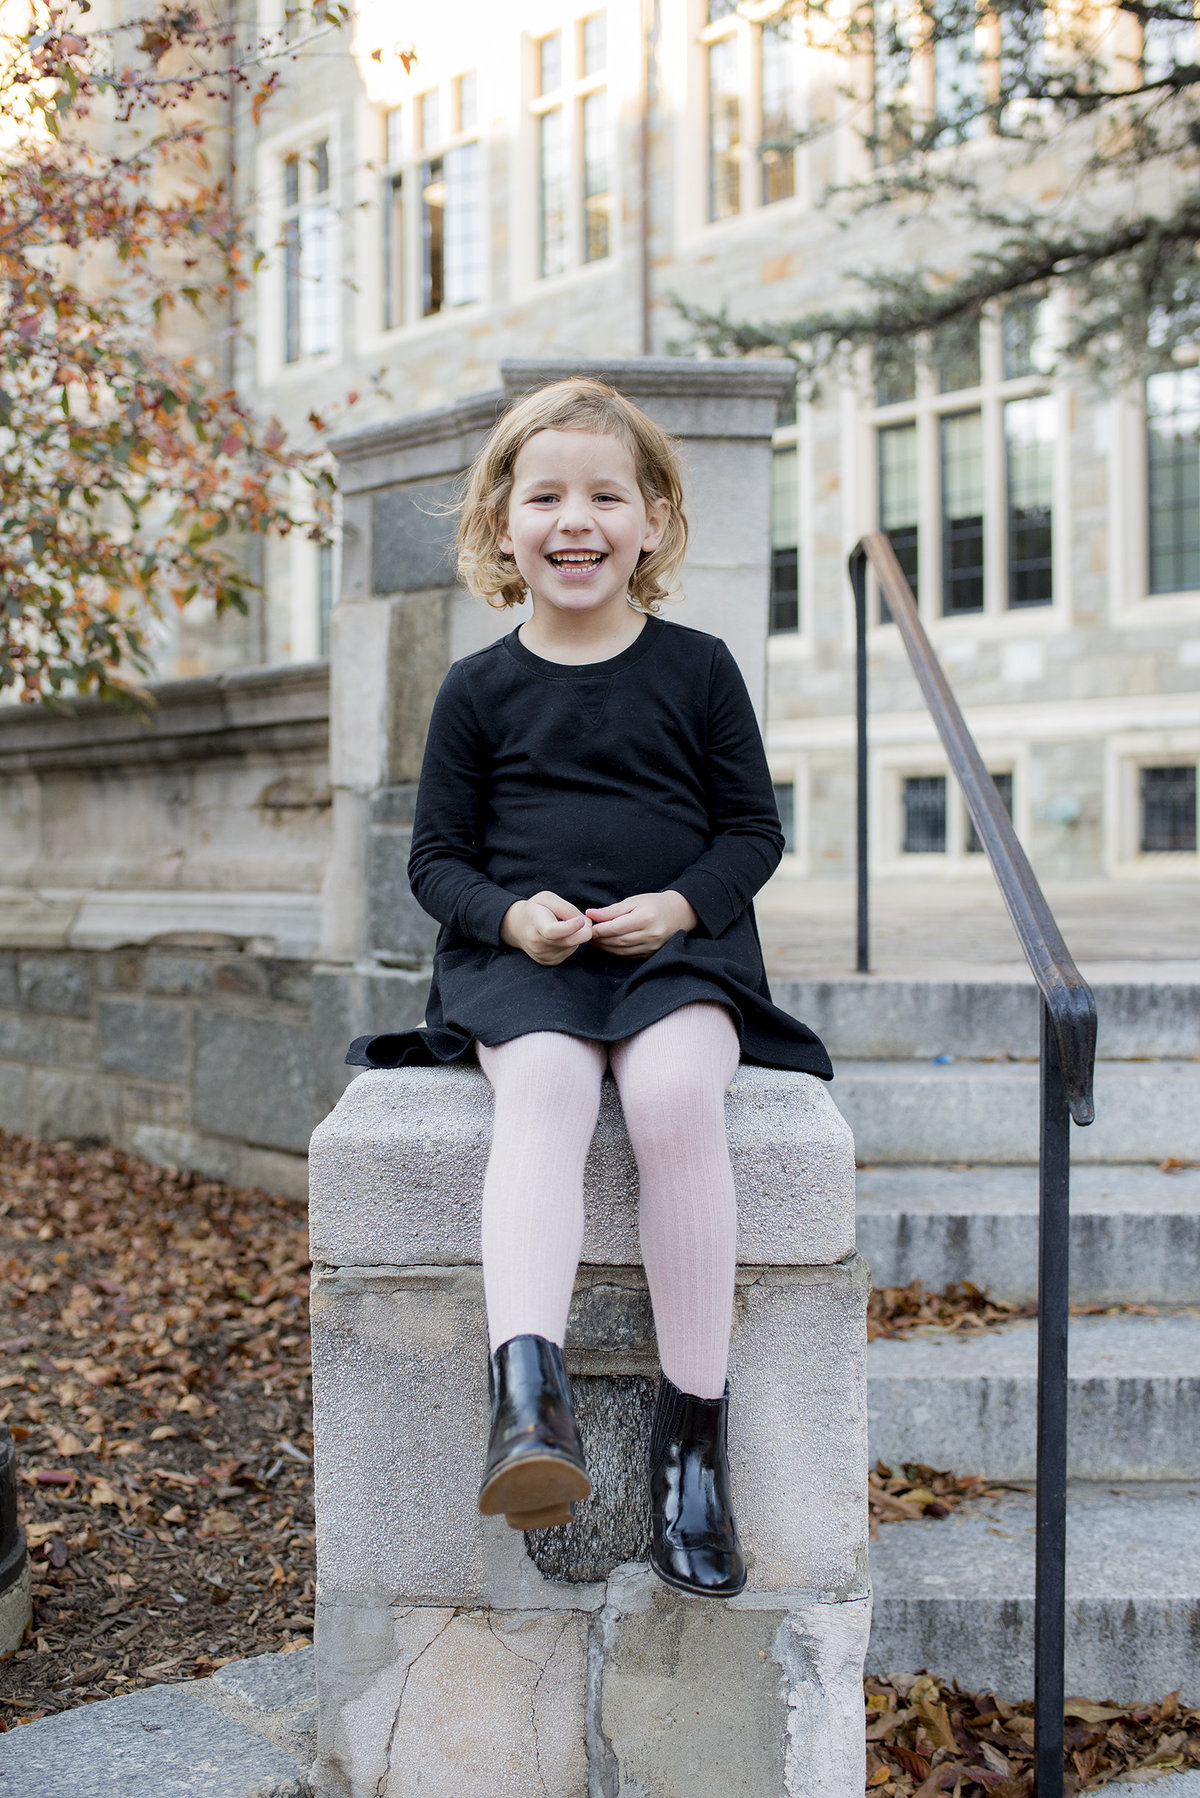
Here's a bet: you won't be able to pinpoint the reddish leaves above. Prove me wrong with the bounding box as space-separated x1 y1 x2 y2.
864 1674 1200 1795
869 1280 1037 1340
869 1461 1021 1539
0 1128 315 1722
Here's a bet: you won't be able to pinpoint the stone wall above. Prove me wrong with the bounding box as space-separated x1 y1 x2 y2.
0 664 335 1195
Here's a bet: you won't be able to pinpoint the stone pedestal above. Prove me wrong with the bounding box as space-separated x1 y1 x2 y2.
308 1064 870 1798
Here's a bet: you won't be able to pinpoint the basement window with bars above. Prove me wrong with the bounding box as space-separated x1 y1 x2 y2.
773 782 796 854
902 775 947 854
1140 765 1198 853
966 771 1013 853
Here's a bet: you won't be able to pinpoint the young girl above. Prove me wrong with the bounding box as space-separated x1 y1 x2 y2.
347 378 832 1598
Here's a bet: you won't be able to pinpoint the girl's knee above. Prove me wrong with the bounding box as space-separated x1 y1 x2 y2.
481 1033 604 1115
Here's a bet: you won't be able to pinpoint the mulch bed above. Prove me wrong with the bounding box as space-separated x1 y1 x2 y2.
0 1129 315 1728
865 1672 1200 1794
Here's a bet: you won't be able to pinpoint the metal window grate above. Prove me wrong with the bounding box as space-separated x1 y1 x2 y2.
967 771 1013 852
773 783 796 853
903 775 947 853
1140 765 1197 852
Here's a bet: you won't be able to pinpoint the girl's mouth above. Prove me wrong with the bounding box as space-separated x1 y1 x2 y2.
547 550 606 577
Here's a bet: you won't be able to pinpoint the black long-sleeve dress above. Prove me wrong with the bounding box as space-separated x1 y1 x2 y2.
345 617 832 1079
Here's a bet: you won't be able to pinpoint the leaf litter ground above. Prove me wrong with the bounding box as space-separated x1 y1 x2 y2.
0 1129 1194 1794
864 1674 1200 1794
0 1129 314 1727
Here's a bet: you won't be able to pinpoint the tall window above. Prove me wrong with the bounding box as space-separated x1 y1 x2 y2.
382 108 404 331
879 422 919 609
770 448 799 633
708 33 741 220
760 18 796 203
283 138 337 363
932 11 982 143
415 77 484 318
873 0 915 162
1006 396 1053 607
532 16 610 278
1147 370 1200 594
940 410 985 614
871 303 1057 620
701 3 801 222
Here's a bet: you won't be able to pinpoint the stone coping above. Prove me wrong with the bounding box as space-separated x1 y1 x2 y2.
0 662 329 774
308 1063 856 1270
499 354 797 402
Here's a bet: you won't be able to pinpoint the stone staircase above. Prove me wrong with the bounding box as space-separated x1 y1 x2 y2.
773 972 1200 1703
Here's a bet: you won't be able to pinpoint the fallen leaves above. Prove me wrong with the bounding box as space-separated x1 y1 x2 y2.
864 1673 1200 1794
0 1127 315 1725
867 1279 1184 1339
869 1280 1037 1340
869 1461 1022 1538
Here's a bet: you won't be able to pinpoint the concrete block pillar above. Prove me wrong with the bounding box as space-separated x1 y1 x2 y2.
316 360 794 1108
308 1065 870 1797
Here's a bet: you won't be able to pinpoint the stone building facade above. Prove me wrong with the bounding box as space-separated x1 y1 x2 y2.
208 0 1200 892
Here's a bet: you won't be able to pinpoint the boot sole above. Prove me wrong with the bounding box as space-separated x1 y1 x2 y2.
648 1555 748 1600
478 1453 591 1527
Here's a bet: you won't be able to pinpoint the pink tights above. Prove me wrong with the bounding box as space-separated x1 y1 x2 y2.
477 1002 740 1401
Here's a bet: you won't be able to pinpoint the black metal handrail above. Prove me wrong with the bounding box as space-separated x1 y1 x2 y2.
849 532 1098 1798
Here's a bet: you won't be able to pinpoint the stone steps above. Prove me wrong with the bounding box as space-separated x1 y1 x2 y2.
831 1058 1200 1164
868 1482 1200 1704
856 1163 1200 1302
867 1313 1200 1481
773 972 1200 1061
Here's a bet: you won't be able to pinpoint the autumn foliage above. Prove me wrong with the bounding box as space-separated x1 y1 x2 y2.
0 1 341 704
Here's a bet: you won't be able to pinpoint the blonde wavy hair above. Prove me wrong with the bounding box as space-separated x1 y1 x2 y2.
456 378 689 611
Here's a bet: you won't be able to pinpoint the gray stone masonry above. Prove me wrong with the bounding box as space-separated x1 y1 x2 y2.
869 1484 1200 1704
0 1645 316 1797
307 1064 870 1798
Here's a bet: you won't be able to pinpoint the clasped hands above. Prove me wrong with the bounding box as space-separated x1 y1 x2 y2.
501 889 698 967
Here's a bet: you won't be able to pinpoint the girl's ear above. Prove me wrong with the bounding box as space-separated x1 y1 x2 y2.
641 496 670 555
494 508 514 556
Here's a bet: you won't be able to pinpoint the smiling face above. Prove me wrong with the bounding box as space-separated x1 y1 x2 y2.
496 429 668 625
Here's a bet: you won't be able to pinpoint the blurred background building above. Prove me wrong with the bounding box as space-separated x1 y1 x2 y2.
176 0 1198 891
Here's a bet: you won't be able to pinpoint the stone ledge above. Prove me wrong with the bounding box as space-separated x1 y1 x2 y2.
0 1647 315 1797
308 1064 856 1269
0 663 329 775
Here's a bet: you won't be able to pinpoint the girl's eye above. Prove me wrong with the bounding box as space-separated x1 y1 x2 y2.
593 492 620 504
530 492 560 504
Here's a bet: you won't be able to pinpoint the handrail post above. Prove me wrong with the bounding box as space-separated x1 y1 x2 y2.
1035 994 1071 1796
852 550 870 974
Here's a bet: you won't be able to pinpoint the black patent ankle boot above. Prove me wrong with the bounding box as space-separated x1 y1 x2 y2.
478 1334 591 1531
648 1373 747 1597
